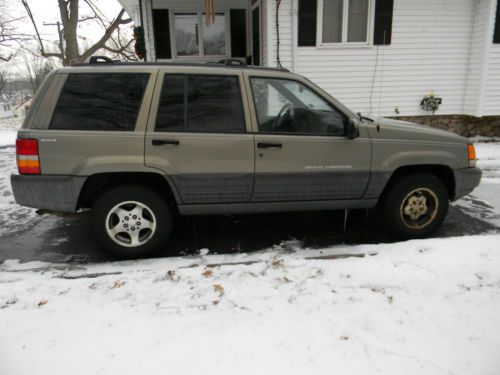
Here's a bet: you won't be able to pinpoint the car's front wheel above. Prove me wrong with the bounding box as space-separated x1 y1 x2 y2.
90 186 173 258
380 174 449 239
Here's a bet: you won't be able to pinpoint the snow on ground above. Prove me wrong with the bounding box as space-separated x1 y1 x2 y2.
0 117 500 374
453 139 500 227
0 117 22 147
0 236 499 375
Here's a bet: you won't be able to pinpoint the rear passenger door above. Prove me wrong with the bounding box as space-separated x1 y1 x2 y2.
35 68 154 176
145 68 255 205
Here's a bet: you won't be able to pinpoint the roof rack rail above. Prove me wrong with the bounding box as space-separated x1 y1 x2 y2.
73 55 290 72
89 56 118 64
215 58 246 66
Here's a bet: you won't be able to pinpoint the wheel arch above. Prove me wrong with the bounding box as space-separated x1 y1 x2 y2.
380 164 456 201
77 172 180 211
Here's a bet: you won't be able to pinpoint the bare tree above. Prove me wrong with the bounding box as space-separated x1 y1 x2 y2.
23 53 54 93
1 0 29 61
21 0 133 65
0 70 8 93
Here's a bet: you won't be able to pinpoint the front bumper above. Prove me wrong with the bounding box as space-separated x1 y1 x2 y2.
453 167 482 200
11 175 87 213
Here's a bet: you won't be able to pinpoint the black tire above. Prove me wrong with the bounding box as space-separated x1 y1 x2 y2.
90 185 173 259
379 173 449 239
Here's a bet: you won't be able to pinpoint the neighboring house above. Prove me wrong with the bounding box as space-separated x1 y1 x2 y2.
0 95 13 119
117 0 500 132
13 97 33 118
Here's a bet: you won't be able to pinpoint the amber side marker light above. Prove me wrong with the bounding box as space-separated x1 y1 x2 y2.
467 144 476 167
16 139 41 175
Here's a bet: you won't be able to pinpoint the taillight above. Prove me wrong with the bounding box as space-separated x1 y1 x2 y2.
16 139 41 175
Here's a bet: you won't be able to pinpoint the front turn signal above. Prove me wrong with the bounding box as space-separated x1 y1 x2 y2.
467 144 476 160
467 144 476 167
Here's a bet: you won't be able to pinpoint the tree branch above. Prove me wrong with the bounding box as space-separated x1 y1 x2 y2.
80 9 131 61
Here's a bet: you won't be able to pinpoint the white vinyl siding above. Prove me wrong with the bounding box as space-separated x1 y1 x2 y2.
268 0 487 117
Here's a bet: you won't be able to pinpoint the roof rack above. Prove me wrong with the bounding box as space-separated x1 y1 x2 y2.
73 55 290 72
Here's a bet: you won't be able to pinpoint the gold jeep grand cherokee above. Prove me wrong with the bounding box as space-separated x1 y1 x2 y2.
11 57 481 258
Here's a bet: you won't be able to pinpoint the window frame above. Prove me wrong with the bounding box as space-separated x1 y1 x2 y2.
154 73 247 134
170 11 231 59
248 76 350 137
316 0 374 48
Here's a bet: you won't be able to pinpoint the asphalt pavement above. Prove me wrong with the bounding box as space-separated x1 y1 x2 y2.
0 205 496 264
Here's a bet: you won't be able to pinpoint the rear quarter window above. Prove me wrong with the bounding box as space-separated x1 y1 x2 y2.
50 73 149 131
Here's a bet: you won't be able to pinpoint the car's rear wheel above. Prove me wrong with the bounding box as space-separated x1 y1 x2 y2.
380 174 448 239
90 186 173 258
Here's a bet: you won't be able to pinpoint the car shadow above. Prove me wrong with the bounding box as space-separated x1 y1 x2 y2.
0 204 497 264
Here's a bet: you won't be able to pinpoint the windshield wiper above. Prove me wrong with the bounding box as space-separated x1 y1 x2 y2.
357 112 374 123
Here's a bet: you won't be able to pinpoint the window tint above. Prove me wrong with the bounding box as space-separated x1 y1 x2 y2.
250 77 347 136
156 74 245 133
50 73 149 131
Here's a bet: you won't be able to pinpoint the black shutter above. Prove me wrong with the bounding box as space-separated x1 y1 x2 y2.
494 0 500 43
152 9 172 59
298 0 317 46
374 0 394 45
230 9 247 58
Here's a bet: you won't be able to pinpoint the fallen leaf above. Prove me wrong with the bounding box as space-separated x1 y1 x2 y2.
111 280 125 289
387 295 394 304
340 335 349 341
213 284 225 297
202 269 213 278
37 299 48 307
165 270 177 281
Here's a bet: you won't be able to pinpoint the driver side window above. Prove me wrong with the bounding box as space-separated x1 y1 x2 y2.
250 77 347 135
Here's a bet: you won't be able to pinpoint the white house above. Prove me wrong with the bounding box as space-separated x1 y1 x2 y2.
0 95 13 119
117 0 500 124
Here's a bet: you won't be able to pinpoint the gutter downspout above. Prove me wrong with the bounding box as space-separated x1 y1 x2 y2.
461 0 478 115
291 0 297 72
139 0 144 27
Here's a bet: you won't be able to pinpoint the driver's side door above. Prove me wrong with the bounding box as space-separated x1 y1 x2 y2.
247 74 371 203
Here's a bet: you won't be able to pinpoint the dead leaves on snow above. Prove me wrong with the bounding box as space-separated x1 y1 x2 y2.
111 280 126 289
202 269 213 278
213 284 225 297
37 299 48 307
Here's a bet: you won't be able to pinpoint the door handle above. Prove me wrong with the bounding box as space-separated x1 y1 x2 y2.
257 142 282 149
152 139 179 146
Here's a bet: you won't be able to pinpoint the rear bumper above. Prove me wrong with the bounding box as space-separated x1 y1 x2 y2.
453 167 482 200
10 175 86 213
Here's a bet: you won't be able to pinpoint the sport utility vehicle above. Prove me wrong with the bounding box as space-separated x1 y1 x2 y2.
11 58 481 257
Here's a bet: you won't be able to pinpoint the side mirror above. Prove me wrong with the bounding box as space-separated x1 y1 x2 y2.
346 118 360 139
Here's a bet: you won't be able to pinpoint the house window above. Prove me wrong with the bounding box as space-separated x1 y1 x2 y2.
494 0 500 43
320 0 370 45
174 13 199 56
173 12 227 57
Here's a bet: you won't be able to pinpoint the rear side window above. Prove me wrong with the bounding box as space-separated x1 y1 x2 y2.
156 74 245 133
50 73 149 131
